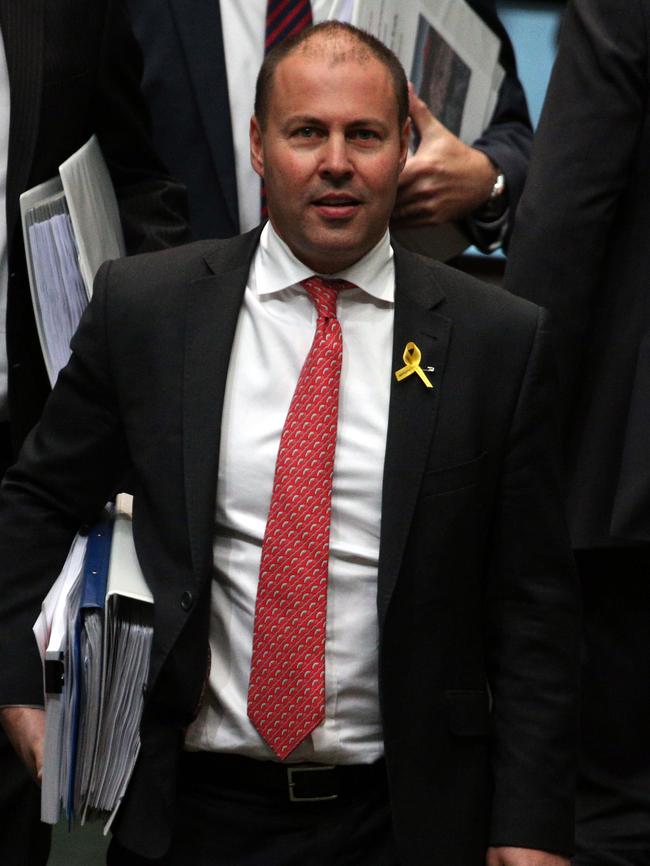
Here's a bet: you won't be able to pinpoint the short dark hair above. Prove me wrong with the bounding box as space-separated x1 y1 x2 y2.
254 21 409 130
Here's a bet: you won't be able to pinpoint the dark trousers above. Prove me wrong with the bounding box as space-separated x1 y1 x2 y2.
0 733 51 866
107 753 400 866
574 549 650 866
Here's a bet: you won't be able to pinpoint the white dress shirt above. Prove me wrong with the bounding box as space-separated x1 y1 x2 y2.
185 223 394 763
219 0 354 234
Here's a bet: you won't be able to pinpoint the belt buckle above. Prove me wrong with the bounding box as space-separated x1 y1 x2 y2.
287 764 338 802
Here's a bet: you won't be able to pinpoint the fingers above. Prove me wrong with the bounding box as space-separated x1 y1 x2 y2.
407 82 441 142
486 847 571 866
0 706 46 783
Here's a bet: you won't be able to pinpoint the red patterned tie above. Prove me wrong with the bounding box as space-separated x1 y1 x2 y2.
261 0 313 219
247 276 353 759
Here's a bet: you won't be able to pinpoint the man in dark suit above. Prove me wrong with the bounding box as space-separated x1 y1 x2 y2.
0 1 189 862
505 2 650 863
0 22 578 866
0 0 190 462
125 0 532 253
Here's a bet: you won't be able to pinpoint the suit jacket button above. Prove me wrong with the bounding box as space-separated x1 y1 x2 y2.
180 590 194 611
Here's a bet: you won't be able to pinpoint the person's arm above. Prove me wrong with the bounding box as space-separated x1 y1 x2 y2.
93 0 192 252
392 0 532 252
505 0 647 425
0 262 131 735
485 307 580 855
467 0 532 251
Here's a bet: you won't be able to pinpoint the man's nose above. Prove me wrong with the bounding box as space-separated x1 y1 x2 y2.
318 135 353 180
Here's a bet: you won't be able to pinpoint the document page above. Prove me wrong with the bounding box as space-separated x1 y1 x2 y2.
59 135 126 297
28 207 87 385
20 182 88 386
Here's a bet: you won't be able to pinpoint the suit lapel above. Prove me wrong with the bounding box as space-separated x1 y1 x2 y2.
167 0 239 232
0 0 44 250
183 230 261 578
377 246 452 626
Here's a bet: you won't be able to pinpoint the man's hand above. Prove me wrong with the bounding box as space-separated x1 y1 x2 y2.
392 87 498 228
487 846 570 866
0 706 45 783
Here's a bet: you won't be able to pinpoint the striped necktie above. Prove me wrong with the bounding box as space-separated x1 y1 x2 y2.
247 276 354 759
265 0 313 53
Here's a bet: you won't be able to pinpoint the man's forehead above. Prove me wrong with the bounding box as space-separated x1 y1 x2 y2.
269 51 398 127
281 35 381 72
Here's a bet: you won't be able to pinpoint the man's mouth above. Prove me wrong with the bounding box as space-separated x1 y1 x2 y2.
312 194 361 218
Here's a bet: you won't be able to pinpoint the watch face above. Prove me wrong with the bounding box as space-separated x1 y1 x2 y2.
477 174 508 222
490 173 506 201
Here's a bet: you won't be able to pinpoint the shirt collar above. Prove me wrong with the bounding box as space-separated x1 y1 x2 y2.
252 222 395 304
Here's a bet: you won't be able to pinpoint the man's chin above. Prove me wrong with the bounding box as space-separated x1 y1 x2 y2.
298 233 378 274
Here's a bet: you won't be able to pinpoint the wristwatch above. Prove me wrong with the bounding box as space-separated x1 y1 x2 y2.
476 171 507 221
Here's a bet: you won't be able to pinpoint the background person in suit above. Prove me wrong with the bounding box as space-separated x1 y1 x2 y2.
125 0 532 253
0 22 578 866
0 0 190 468
505 1 650 862
0 0 189 862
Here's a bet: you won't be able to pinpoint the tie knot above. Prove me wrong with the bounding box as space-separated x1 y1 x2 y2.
301 276 355 320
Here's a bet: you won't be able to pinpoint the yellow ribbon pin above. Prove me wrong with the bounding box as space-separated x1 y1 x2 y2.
394 342 434 388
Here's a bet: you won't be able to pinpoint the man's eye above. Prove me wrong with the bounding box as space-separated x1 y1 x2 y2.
296 127 317 138
350 129 379 141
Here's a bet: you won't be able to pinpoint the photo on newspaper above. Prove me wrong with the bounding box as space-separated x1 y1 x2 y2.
410 15 470 138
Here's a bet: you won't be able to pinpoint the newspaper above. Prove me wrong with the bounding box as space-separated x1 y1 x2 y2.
351 0 505 259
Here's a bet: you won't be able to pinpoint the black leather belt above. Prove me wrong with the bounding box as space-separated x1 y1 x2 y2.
181 751 386 803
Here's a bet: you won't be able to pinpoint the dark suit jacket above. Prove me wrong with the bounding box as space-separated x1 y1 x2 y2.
0 228 579 863
125 0 532 247
0 0 190 452
505 0 650 547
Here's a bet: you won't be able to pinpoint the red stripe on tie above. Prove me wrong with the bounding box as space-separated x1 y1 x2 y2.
265 0 297 33
265 1 309 50
283 10 313 42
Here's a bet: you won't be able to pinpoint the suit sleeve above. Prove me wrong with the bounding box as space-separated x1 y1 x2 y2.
486 307 580 853
0 262 131 706
465 0 533 251
505 0 647 425
92 0 192 252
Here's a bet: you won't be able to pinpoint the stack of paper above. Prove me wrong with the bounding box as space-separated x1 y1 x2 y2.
20 135 126 386
33 534 88 826
84 510 153 823
21 186 88 385
33 499 154 830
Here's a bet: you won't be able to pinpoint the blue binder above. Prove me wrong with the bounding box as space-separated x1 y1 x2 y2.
67 511 114 821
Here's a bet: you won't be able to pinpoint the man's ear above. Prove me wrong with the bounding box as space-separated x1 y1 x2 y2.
398 118 411 172
250 115 265 179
